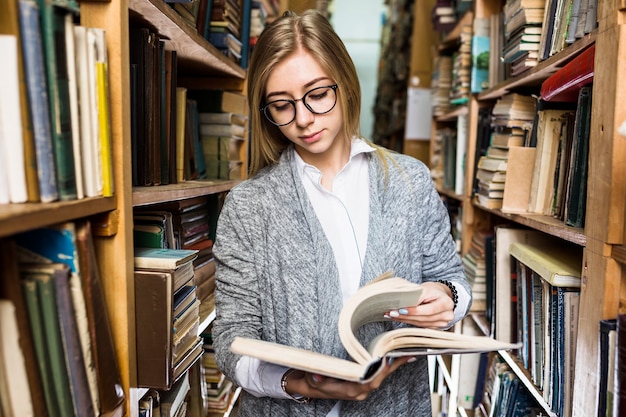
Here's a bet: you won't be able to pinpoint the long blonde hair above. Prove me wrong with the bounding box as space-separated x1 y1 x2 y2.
247 10 364 176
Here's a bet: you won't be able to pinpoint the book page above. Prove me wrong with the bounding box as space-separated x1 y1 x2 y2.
338 277 423 365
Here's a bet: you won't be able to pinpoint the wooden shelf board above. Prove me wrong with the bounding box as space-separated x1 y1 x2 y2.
437 187 464 201
478 32 596 100
497 351 557 417
436 105 469 122
472 200 586 246
0 197 116 238
128 0 245 78
132 180 240 207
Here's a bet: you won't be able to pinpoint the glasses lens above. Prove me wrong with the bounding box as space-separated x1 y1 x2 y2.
264 100 295 126
304 86 337 115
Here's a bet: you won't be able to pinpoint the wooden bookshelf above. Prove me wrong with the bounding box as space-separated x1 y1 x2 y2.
406 0 626 414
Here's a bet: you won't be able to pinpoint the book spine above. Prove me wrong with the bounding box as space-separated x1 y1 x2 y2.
96 61 114 197
34 270 76 416
53 265 96 416
76 221 126 414
39 2 77 200
21 276 63 416
0 34 29 204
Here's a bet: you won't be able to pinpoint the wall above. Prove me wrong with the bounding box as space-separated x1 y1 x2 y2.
330 1 386 141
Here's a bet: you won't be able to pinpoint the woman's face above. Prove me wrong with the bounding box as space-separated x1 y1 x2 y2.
264 49 347 165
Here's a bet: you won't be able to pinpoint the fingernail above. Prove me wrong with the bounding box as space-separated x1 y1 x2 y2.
312 374 323 383
387 357 394 365
388 311 400 318
398 308 408 315
383 314 391 319
407 357 417 363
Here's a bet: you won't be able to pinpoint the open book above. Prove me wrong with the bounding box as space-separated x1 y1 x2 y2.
230 273 520 382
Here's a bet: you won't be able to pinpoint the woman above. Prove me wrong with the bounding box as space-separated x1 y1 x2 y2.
212 9 471 417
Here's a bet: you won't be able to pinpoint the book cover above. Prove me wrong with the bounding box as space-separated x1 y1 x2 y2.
135 269 174 389
564 86 592 228
74 25 100 198
509 241 582 287
96 60 114 197
0 300 36 416
134 247 198 270
38 0 78 200
1 0 39 203
231 274 520 382
75 221 126 417
0 35 29 204
540 44 594 102
17 0 59 203
64 14 84 200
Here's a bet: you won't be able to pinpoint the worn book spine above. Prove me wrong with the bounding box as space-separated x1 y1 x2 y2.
135 270 173 389
75 221 126 416
38 0 78 200
1 0 40 203
564 86 592 228
21 275 61 416
53 262 96 417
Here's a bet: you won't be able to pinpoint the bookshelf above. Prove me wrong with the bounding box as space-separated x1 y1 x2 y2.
405 0 626 415
76 0 249 416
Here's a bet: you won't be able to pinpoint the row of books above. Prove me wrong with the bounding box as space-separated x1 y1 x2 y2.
0 221 125 417
468 225 582 416
167 0 261 69
129 23 248 186
1 0 114 204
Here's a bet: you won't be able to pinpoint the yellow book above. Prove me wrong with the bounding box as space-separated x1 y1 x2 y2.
96 61 114 197
509 241 582 287
175 87 188 183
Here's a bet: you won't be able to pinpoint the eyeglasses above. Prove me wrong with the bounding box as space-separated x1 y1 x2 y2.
260 84 338 126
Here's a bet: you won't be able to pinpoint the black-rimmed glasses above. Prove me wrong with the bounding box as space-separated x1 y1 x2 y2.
260 84 338 126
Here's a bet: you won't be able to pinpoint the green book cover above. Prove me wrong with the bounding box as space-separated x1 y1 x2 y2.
22 276 61 417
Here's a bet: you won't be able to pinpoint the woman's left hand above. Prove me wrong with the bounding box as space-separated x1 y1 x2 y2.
385 281 455 329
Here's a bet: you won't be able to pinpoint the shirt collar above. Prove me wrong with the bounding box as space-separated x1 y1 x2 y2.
292 138 376 176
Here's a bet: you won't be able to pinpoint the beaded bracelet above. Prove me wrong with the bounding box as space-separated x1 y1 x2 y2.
437 279 458 311
280 368 311 404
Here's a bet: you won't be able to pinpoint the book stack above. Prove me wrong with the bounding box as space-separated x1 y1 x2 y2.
431 55 454 117
449 23 473 106
134 248 203 390
474 93 535 209
249 0 268 57
160 371 191 417
201 331 236 414
501 0 545 74
199 111 247 180
0 1 114 204
461 231 491 312
209 0 242 64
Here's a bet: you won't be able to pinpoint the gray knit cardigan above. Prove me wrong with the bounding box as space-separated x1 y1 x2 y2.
212 145 471 417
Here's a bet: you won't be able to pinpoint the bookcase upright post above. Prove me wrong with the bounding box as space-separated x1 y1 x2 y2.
79 2 137 416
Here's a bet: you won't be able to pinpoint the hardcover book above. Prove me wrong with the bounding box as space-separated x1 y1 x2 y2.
231 273 520 382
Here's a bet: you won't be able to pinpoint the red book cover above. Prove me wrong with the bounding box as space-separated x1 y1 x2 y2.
540 45 595 102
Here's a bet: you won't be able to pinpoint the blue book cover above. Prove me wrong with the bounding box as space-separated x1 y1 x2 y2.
18 0 59 203
471 35 490 93
239 0 252 69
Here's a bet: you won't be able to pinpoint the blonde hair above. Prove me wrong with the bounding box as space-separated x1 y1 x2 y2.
247 10 365 176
